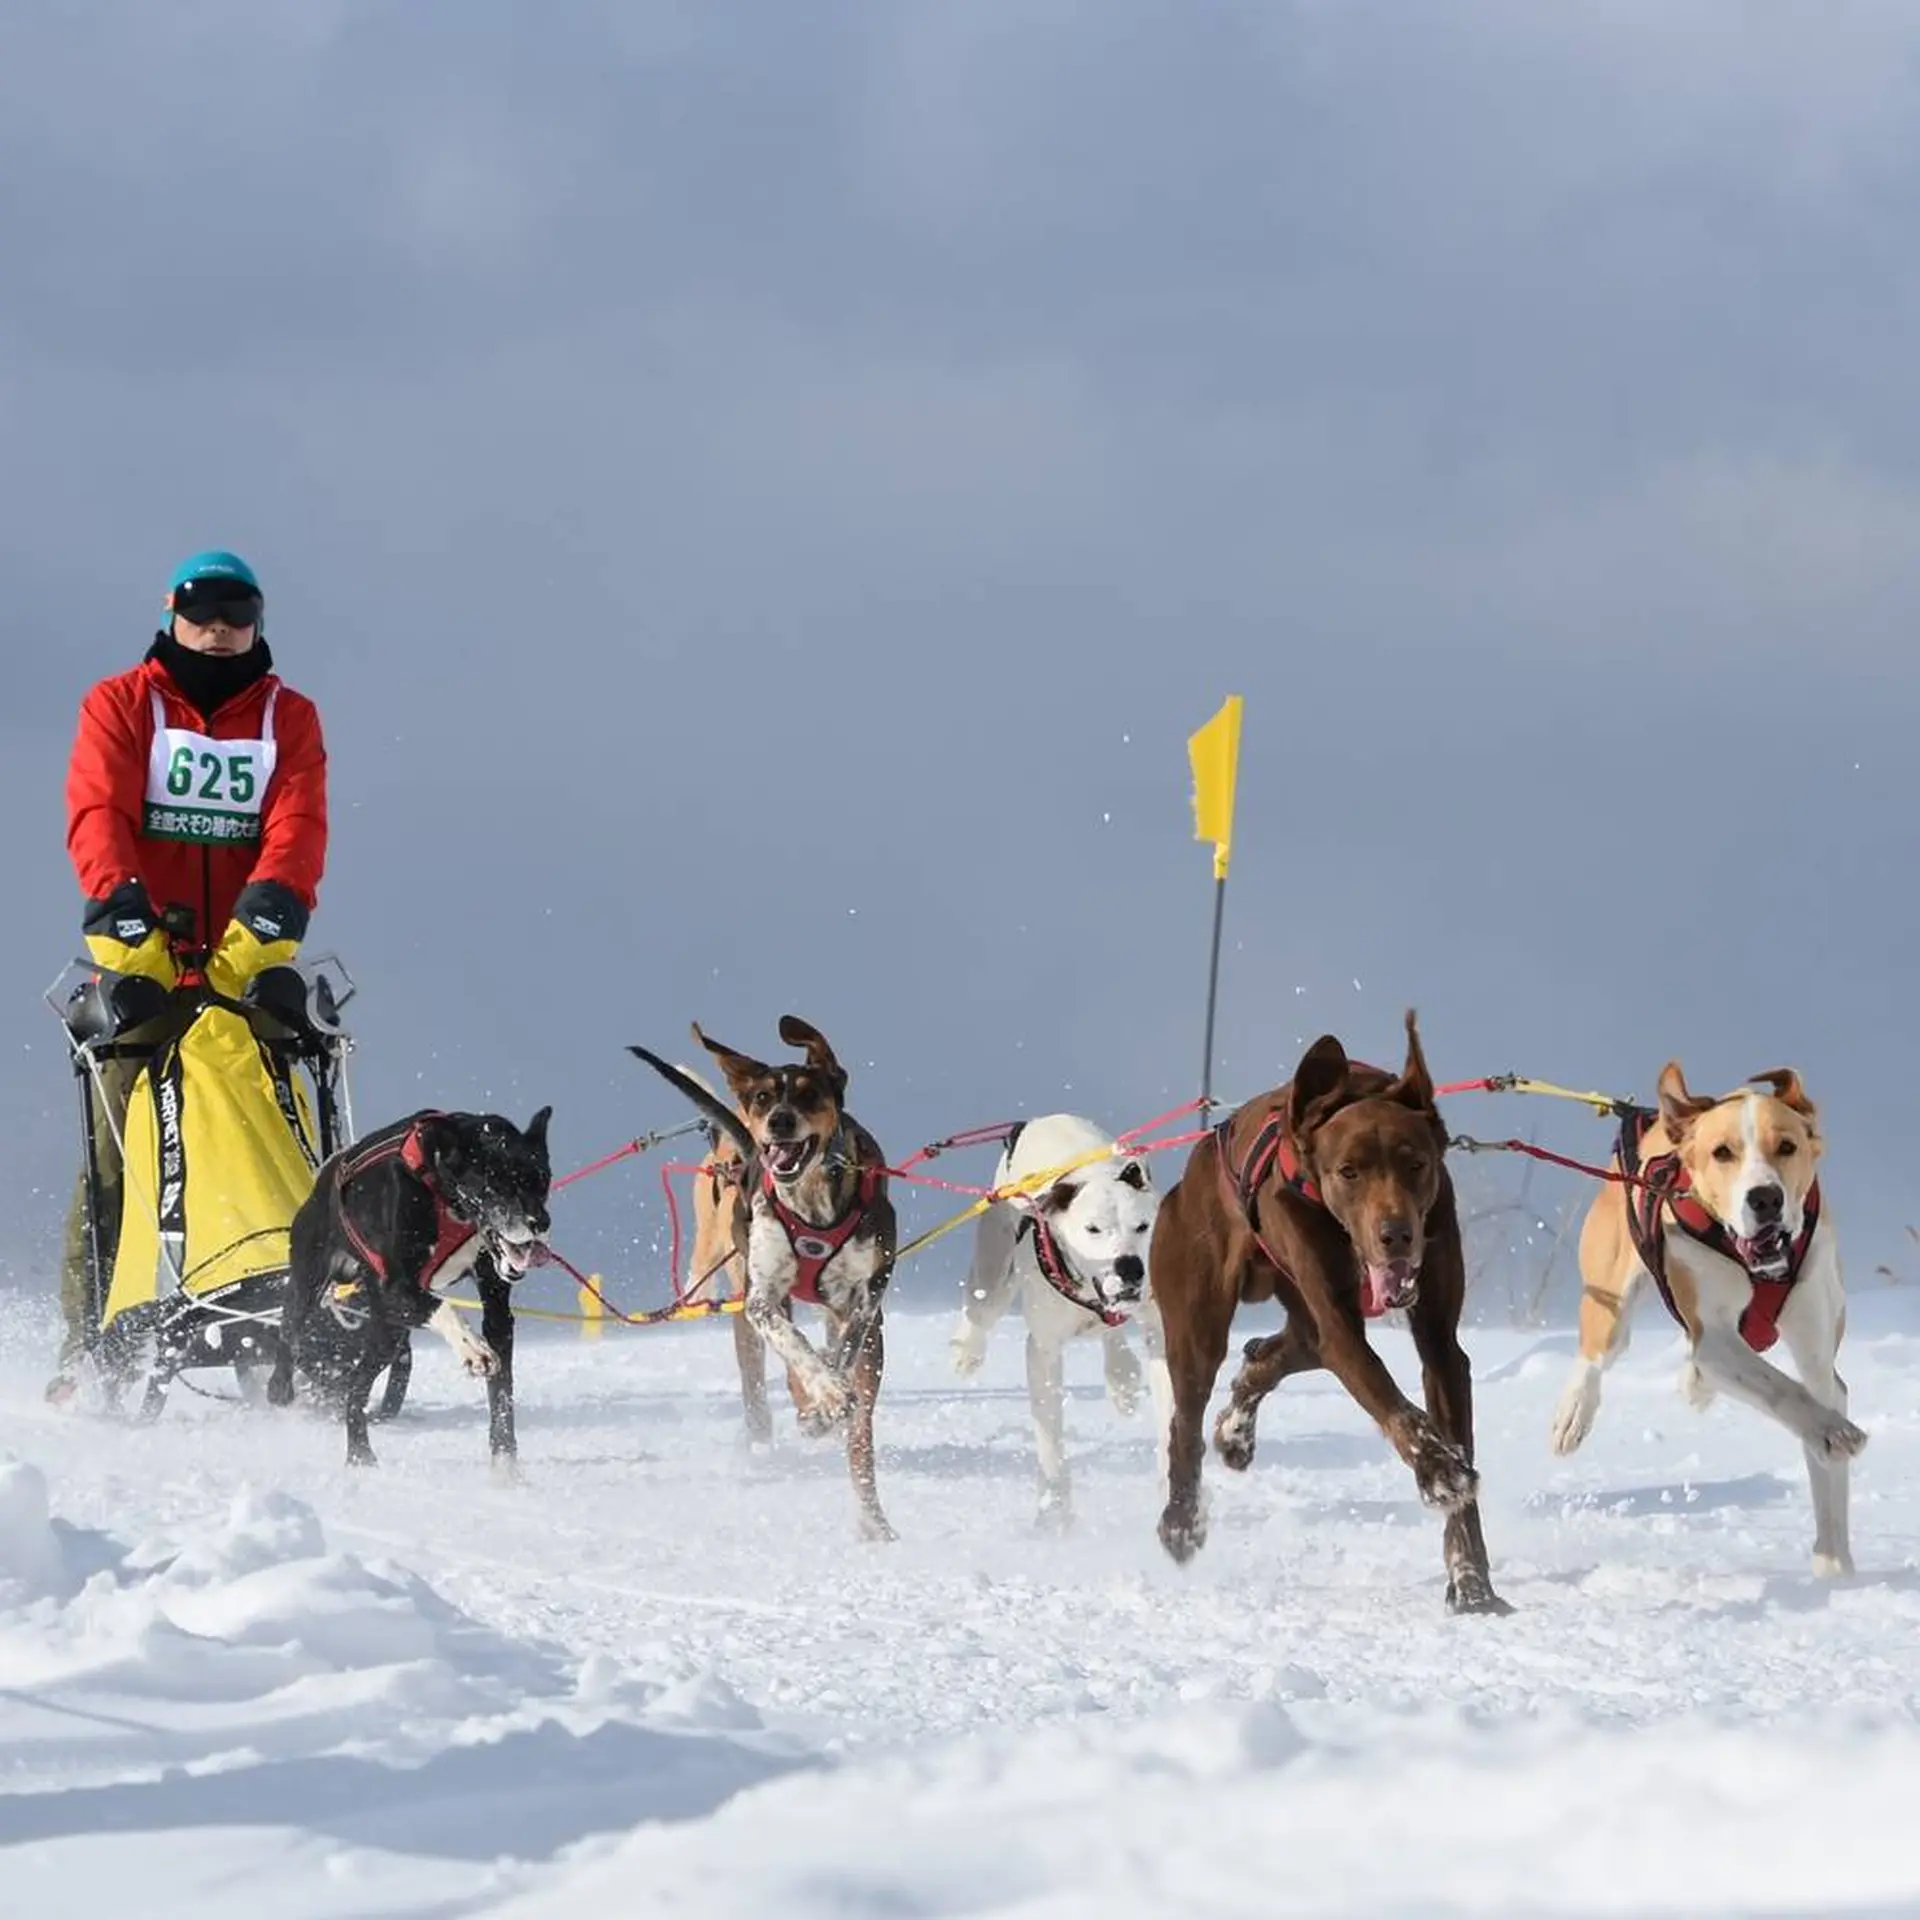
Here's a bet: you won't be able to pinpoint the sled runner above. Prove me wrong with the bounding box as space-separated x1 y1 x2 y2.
48 950 365 1422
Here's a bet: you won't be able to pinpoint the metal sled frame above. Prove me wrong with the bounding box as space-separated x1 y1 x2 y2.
48 954 366 1422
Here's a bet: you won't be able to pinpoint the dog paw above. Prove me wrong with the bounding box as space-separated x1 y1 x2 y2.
1213 1402 1258 1472
489 1453 524 1488
1446 1571 1515 1617
1104 1349 1144 1417
950 1335 988 1378
1548 1374 1599 1456
1811 1551 1855 1580
858 1508 898 1544
1410 1434 1479 1512
346 1442 378 1469
1680 1361 1717 1412
448 1326 500 1378
1811 1413 1868 1462
804 1370 853 1426
1157 1502 1208 1564
1034 1490 1074 1536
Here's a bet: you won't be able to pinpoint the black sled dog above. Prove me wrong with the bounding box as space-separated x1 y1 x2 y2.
268 1107 552 1469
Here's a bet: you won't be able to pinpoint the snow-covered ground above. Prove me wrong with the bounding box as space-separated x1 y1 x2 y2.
2 1283 1917 1917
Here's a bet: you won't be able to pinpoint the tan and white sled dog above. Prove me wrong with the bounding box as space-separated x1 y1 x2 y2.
1548 1063 1866 1576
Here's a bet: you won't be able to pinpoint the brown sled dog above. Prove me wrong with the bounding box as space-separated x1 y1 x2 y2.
1150 1012 1507 1614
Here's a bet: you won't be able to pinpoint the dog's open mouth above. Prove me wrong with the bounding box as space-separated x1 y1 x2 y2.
489 1233 543 1279
1735 1227 1792 1278
1362 1260 1419 1316
762 1138 817 1182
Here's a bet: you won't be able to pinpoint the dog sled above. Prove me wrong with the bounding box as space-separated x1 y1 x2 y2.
48 948 362 1422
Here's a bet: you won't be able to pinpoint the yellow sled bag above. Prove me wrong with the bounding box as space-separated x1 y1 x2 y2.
104 1002 322 1324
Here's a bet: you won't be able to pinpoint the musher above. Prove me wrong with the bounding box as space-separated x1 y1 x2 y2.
50 551 328 1401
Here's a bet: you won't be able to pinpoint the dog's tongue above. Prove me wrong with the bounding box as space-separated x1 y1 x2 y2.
767 1142 806 1176
1362 1262 1418 1317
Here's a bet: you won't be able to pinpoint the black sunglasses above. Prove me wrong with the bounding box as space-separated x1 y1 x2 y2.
173 593 262 629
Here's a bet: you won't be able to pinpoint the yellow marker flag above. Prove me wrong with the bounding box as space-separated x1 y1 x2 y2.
580 1276 606 1341
1188 695 1243 882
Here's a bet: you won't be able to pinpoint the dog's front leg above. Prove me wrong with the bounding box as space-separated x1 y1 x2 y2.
1408 1204 1509 1615
1101 1325 1144 1417
1312 1302 1478 1513
1155 1219 1234 1564
953 1202 1020 1376
743 1212 848 1418
1411 1319 1509 1615
478 1268 518 1472
1691 1322 1867 1466
744 1279 844 1420
424 1294 502 1381
1027 1330 1072 1530
1419 1333 1507 1613
1777 1296 1855 1577
838 1303 896 1542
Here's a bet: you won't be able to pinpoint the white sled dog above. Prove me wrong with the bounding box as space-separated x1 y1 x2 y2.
950 1114 1170 1528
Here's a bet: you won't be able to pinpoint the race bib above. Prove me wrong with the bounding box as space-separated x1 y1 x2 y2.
143 687 279 846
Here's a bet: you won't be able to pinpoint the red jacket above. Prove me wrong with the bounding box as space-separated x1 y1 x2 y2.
66 656 327 950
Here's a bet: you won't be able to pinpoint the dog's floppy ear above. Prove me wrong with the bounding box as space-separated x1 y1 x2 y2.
1038 1179 1082 1218
1750 1067 1817 1120
1116 1156 1150 1192
693 1021 773 1100
1656 1060 1715 1138
778 1014 847 1094
1287 1034 1350 1139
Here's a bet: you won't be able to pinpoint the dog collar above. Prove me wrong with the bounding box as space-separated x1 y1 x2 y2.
1018 1213 1129 1328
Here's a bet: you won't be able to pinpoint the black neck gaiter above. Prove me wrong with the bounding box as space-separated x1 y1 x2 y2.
146 631 275 721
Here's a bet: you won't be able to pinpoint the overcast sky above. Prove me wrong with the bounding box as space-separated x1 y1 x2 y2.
3 1 1918 1316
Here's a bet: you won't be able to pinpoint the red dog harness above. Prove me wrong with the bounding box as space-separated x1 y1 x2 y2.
335 1117 477 1292
1617 1108 1820 1354
762 1157 886 1305
1222 1110 1323 1211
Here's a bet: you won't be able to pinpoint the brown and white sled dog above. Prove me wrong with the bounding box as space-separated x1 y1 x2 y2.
632 1018 897 1542
949 1115 1170 1530
1548 1063 1866 1576
679 1066 816 1444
